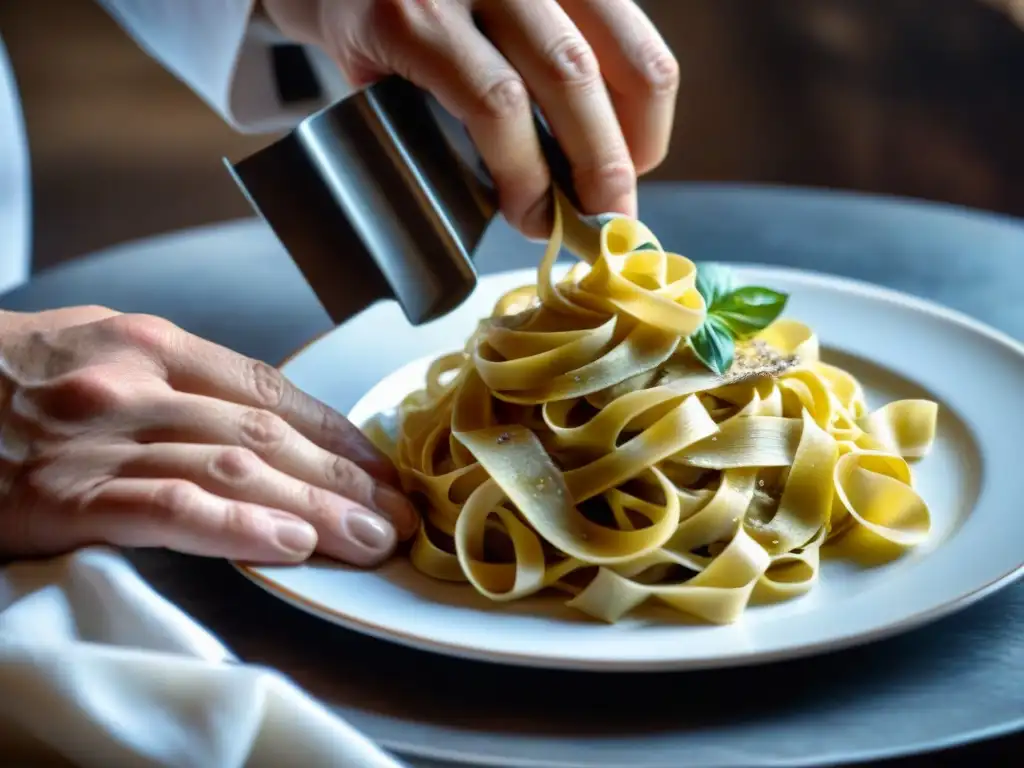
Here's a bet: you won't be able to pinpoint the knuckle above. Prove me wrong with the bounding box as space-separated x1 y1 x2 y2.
105 313 177 354
302 483 335 518
238 409 289 453
222 501 260 539
576 159 637 199
372 0 415 23
210 447 260 484
77 305 120 322
23 329 50 353
371 0 438 38
327 454 374 500
634 39 680 96
151 480 201 517
247 360 286 411
44 367 127 420
23 329 71 379
544 34 601 88
475 76 531 121
316 402 348 453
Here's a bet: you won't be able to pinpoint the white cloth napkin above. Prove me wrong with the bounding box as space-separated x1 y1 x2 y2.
0 547 406 768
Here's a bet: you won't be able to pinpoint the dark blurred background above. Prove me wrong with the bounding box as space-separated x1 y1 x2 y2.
2 0 1024 272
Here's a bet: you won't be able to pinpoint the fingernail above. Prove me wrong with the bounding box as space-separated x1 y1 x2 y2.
340 508 396 566
520 193 553 240
273 518 318 558
373 485 420 541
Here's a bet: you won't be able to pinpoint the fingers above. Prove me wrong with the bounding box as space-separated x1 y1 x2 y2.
128 317 400 487
558 0 679 175
117 443 398 566
474 0 637 217
340 0 552 236
80 477 322 564
138 393 420 541
279 0 671 229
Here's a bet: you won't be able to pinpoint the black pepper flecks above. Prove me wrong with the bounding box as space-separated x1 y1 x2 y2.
725 339 799 384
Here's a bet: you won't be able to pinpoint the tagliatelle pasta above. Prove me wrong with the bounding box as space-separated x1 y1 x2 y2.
379 193 938 624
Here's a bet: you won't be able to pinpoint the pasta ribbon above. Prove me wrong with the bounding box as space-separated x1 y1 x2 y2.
383 195 938 624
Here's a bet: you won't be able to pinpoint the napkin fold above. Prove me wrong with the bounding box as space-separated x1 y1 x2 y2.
0 547 405 768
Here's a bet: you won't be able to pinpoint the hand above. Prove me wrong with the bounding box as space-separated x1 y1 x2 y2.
262 0 680 237
0 307 419 566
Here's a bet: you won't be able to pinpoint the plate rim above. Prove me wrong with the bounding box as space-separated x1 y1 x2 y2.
236 262 1024 672
372 715 1024 768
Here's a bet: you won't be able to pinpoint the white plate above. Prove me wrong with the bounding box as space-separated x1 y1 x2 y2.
239 264 1024 672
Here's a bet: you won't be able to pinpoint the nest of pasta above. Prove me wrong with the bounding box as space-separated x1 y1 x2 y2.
384 194 938 624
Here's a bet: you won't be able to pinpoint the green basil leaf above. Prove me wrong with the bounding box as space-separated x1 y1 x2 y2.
713 286 788 338
633 241 659 251
695 264 738 310
689 316 735 376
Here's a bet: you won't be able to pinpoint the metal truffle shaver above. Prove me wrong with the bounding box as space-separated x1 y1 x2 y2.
225 75 601 328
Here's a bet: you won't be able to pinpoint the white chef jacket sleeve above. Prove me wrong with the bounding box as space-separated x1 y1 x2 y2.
94 0 351 133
